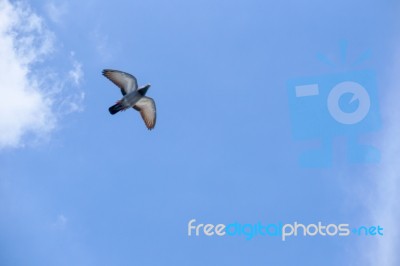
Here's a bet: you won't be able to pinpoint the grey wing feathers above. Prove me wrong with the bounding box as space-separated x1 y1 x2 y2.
102 69 138 95
133 96 156 130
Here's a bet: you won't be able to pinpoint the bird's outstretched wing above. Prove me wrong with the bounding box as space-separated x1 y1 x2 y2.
133 96 156 130
102 69 138 95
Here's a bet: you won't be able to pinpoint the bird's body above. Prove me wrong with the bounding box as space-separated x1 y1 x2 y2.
111 91 143 113
102 69 156 130
123 91 143 106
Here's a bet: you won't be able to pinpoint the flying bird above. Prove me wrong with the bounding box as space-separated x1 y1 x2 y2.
102 69 156 130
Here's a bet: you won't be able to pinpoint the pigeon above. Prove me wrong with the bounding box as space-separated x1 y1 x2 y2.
102 69 156 130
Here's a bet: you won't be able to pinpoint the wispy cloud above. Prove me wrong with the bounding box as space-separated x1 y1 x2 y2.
44 1 68 24
361 45 400 266
69 51 84 86
52 214 68 230
0 0 84 149
90 27 120 62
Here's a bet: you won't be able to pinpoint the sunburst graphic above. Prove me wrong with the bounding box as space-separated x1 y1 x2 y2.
287 41 381 167
316 41 372 68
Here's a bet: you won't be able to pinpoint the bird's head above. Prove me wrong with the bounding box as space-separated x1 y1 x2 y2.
138 84 151 96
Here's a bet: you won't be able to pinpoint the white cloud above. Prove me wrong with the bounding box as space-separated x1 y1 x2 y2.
0 0 84 149
0 0 55 148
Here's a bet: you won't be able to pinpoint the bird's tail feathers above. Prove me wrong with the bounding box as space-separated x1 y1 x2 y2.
109 101 125 115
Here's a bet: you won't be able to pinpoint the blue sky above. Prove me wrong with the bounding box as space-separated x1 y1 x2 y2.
0 0 399 265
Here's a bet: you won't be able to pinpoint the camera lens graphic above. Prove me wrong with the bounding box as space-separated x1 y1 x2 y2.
327 81 371 125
